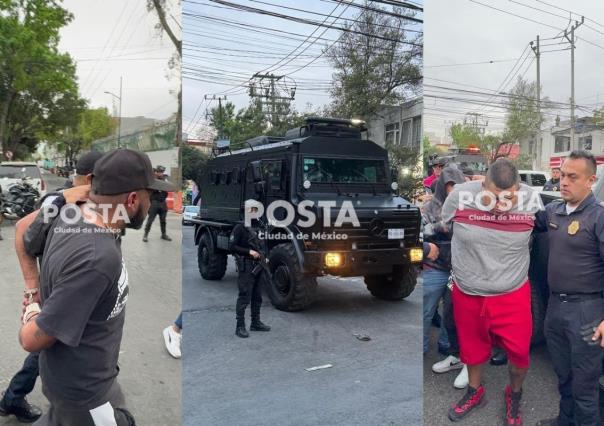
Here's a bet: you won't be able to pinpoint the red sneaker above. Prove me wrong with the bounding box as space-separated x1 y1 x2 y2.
448 385 486 422
505 385 523 425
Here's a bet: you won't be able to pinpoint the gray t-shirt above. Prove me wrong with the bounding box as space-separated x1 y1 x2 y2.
35 214 129 409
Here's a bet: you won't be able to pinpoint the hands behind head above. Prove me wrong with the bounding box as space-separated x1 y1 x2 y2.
63 184 90 204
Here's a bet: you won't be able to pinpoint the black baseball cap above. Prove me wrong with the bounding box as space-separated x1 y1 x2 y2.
92 149 176 195
155 165 166 173
76 150 104 175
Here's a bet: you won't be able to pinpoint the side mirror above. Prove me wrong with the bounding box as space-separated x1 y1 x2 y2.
250 161 263 182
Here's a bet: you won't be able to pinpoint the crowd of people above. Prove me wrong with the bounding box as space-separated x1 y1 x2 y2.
421 152 604 426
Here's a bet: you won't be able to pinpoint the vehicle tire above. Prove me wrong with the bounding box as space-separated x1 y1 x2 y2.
197 231 227 280
530 280 547 346
364 265 417 300
267 243 317 311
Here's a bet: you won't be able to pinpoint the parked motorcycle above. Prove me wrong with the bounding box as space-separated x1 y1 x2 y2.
0 177 40 220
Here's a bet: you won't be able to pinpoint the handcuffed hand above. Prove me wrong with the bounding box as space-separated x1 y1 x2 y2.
63 184 90 204
22 302 41 325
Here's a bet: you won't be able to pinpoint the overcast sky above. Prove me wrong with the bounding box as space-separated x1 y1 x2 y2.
424 0 604 140
58 0 180 121
182 0 423 140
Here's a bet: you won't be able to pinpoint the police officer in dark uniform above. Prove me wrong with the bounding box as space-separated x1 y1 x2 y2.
230 202 271 338
535 151 604 426
543 167 561 191
143 165 172 242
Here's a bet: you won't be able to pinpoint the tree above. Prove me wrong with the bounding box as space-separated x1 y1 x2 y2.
450 123 481 149
0 0 79 159
147 0 181 144
181 144 208 188
325 1 422 119
502 76 549 167
57 107 115 164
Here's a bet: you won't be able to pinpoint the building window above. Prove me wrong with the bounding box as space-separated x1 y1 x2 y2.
385 122 400 146
554 136 570 153
412 117 422 149
580 135 592 150
401 119 412 147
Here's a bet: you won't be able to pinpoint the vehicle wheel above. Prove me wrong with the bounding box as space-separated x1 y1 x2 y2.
364 265 417 300
531 280 547 346
267 243 317 311
197 231 227 280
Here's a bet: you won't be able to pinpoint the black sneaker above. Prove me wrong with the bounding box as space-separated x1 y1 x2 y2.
0 394 42 423
448 385 486 422
236 324 249 338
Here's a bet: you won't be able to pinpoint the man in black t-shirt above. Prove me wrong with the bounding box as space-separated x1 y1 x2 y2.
17 149 174 426
0 151 101 424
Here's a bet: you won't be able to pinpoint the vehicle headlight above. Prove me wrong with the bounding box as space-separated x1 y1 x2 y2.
325 252 343 267
409 247 423 263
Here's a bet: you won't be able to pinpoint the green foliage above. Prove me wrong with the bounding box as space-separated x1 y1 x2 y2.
503 76 544 142
422 135 437 171
449 123 501 158
0 0 79 159
387 141 423 201
208 100 319 148
181 144 208 187
325 0 422 119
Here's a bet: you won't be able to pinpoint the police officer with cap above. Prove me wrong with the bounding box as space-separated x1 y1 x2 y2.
535 151 604 426
143 165 172 242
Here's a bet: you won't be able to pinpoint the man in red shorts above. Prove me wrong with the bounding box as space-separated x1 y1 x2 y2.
441 159 542 425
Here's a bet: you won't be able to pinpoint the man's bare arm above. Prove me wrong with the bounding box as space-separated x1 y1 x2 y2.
19 318 56 352
15 211 41 296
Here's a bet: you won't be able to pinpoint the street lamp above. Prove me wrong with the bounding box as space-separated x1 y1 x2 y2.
104 76 122 148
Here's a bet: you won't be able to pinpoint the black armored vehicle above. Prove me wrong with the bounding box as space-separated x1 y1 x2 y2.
192 117 423 311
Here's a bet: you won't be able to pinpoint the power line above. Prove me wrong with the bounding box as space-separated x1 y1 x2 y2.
255 1 343 75
468 0 563 31
197 0 423 43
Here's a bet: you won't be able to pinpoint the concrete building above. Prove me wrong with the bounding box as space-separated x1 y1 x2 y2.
540 116 604 168
366 98 423 150
186 138 213 156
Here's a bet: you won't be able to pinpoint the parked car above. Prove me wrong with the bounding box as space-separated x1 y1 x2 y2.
0 162 46 197
182 205 200 225
518 170 550 192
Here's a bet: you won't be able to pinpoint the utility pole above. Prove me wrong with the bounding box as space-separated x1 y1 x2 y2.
530 36 541 168
249 73 296 129
104 76 123 149
204 94 227 139
565 17 584 151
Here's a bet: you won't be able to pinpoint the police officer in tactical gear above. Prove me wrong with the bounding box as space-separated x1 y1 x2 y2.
230 203 271 338
535 151 604 426
143 165 172 242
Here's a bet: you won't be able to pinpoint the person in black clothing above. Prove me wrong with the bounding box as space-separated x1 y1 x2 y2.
230 204 271 338
143 165 172 242
543 167 561 191
0 151 101 423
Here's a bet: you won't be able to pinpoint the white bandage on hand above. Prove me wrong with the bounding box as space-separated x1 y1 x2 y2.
23 302 41 325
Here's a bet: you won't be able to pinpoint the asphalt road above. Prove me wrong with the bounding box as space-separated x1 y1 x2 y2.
0 170 181 425
181 225 423 426
423 322 561 425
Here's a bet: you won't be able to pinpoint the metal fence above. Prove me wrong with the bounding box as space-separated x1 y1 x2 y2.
91 122 177 153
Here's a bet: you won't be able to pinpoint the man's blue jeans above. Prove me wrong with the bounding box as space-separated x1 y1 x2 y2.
423 268 450 354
